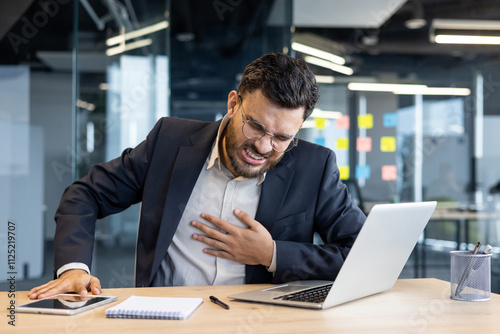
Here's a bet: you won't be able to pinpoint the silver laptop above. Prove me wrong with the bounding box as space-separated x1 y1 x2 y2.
229 201 437 309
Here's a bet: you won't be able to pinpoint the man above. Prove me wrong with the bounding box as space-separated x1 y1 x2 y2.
29 53 365 299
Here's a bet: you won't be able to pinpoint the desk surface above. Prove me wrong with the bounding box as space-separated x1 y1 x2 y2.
2 279 499 333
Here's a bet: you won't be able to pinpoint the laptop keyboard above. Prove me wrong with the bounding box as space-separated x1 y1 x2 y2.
274 284 333 304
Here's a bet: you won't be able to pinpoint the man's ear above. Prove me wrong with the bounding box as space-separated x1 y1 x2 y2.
227 90 239 117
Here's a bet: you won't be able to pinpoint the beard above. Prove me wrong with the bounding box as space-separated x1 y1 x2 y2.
222 118 282 179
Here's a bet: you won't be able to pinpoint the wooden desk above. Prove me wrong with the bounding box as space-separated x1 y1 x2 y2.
2 279 499 333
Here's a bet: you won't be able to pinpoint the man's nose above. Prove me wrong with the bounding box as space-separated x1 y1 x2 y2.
253 134 274 155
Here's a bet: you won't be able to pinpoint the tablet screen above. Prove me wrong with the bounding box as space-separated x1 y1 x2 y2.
21 295 112 310
17 294 117 314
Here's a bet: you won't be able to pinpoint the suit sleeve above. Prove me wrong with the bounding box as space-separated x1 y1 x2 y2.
272 150 366 283
53 118 165 275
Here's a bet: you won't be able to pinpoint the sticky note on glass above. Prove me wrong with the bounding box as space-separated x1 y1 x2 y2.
315 118 327 129
382 165 397 181
380 136 396 152
336 115 350 129
383 113 397 127
314 137 326 146
336 138 349 149
339 166 349 180
358 114 373 129
356 165 371 179
357 137 372 152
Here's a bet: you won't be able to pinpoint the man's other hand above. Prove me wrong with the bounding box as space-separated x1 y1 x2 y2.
28 269 101 300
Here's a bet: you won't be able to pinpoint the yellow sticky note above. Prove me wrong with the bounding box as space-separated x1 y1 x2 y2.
339 166 349 180
336 138 349 149
380 136 396 152
315 118 326 129
358 114 373 129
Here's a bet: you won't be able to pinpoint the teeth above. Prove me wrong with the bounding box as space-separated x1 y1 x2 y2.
246 148 263 160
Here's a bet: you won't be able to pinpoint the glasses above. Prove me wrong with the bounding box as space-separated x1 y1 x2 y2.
238 95 300 153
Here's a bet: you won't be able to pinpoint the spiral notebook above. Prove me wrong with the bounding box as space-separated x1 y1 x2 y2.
105 295 203 320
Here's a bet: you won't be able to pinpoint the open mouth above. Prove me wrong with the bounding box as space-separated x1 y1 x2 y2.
241 147 267 165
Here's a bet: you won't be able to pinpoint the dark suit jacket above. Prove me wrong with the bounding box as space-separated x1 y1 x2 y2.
54 117 365 287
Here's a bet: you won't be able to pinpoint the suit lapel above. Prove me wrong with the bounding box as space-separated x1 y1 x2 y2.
246 152 295 283
150 121 220 283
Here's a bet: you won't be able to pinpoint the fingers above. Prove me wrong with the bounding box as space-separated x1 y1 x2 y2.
28 279 74 300
191 220 229 241
202 248 232 260
89 277 102 295
233 209 258 228
198 209 258 231
28 270 101 300
191 225 227 250
199 213 234 233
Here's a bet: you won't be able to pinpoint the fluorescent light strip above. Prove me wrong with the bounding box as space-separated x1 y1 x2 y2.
348 82 427 93
435 34 500 45
305 56 353 76
292 42 345 65
394 87 471 96
432 19 500 30
106 38 153 56
311 109 342 119
348 83 471 96
106 20 169 46
315 75 335 84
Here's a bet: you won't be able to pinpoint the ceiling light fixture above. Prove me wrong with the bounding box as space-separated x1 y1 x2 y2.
434 35 500 45
404 0 427 30
305 56 354 76
348 82 427 94
292 42 345 65
106 20 169 46
348 82 471 96
395 87 471 96
311 109 343 119
106 38 153 56
314 75 335 84
430 19 500 44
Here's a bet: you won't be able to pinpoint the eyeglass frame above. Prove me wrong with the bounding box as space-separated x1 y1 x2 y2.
237 95 301 153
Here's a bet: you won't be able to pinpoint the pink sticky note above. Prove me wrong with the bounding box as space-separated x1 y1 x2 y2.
357 137 372 152
382 165 397 181
336 115 350 129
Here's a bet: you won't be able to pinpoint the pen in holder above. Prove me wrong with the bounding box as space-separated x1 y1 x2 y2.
450 250 492 301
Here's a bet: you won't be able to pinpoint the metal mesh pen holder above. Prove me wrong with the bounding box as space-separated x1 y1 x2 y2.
450 250 492 301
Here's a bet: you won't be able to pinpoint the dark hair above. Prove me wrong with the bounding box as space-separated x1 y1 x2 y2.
238 53 319 120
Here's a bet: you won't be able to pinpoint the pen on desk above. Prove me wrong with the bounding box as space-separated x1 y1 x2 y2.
210 296 230 310
454 241 481 297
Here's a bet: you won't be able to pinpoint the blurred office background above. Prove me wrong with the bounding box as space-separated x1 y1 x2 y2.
1 0 500 292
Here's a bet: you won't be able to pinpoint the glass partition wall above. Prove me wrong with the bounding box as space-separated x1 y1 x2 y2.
74 0 171 286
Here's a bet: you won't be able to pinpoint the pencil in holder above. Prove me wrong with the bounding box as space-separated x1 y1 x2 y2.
450 250 492 302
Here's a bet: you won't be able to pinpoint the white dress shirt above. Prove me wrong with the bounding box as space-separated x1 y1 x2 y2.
152 116 271 286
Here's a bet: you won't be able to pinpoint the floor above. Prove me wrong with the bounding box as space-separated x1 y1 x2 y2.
2 240 498 294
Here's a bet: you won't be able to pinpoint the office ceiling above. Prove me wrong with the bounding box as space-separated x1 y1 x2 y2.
2 0 500 113
2 0 500 71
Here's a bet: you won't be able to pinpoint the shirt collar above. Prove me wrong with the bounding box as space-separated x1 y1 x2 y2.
207 115 266 185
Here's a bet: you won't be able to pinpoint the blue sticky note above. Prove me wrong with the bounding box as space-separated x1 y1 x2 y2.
314 137 326 147
355 165 371 179
383 113 397 128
